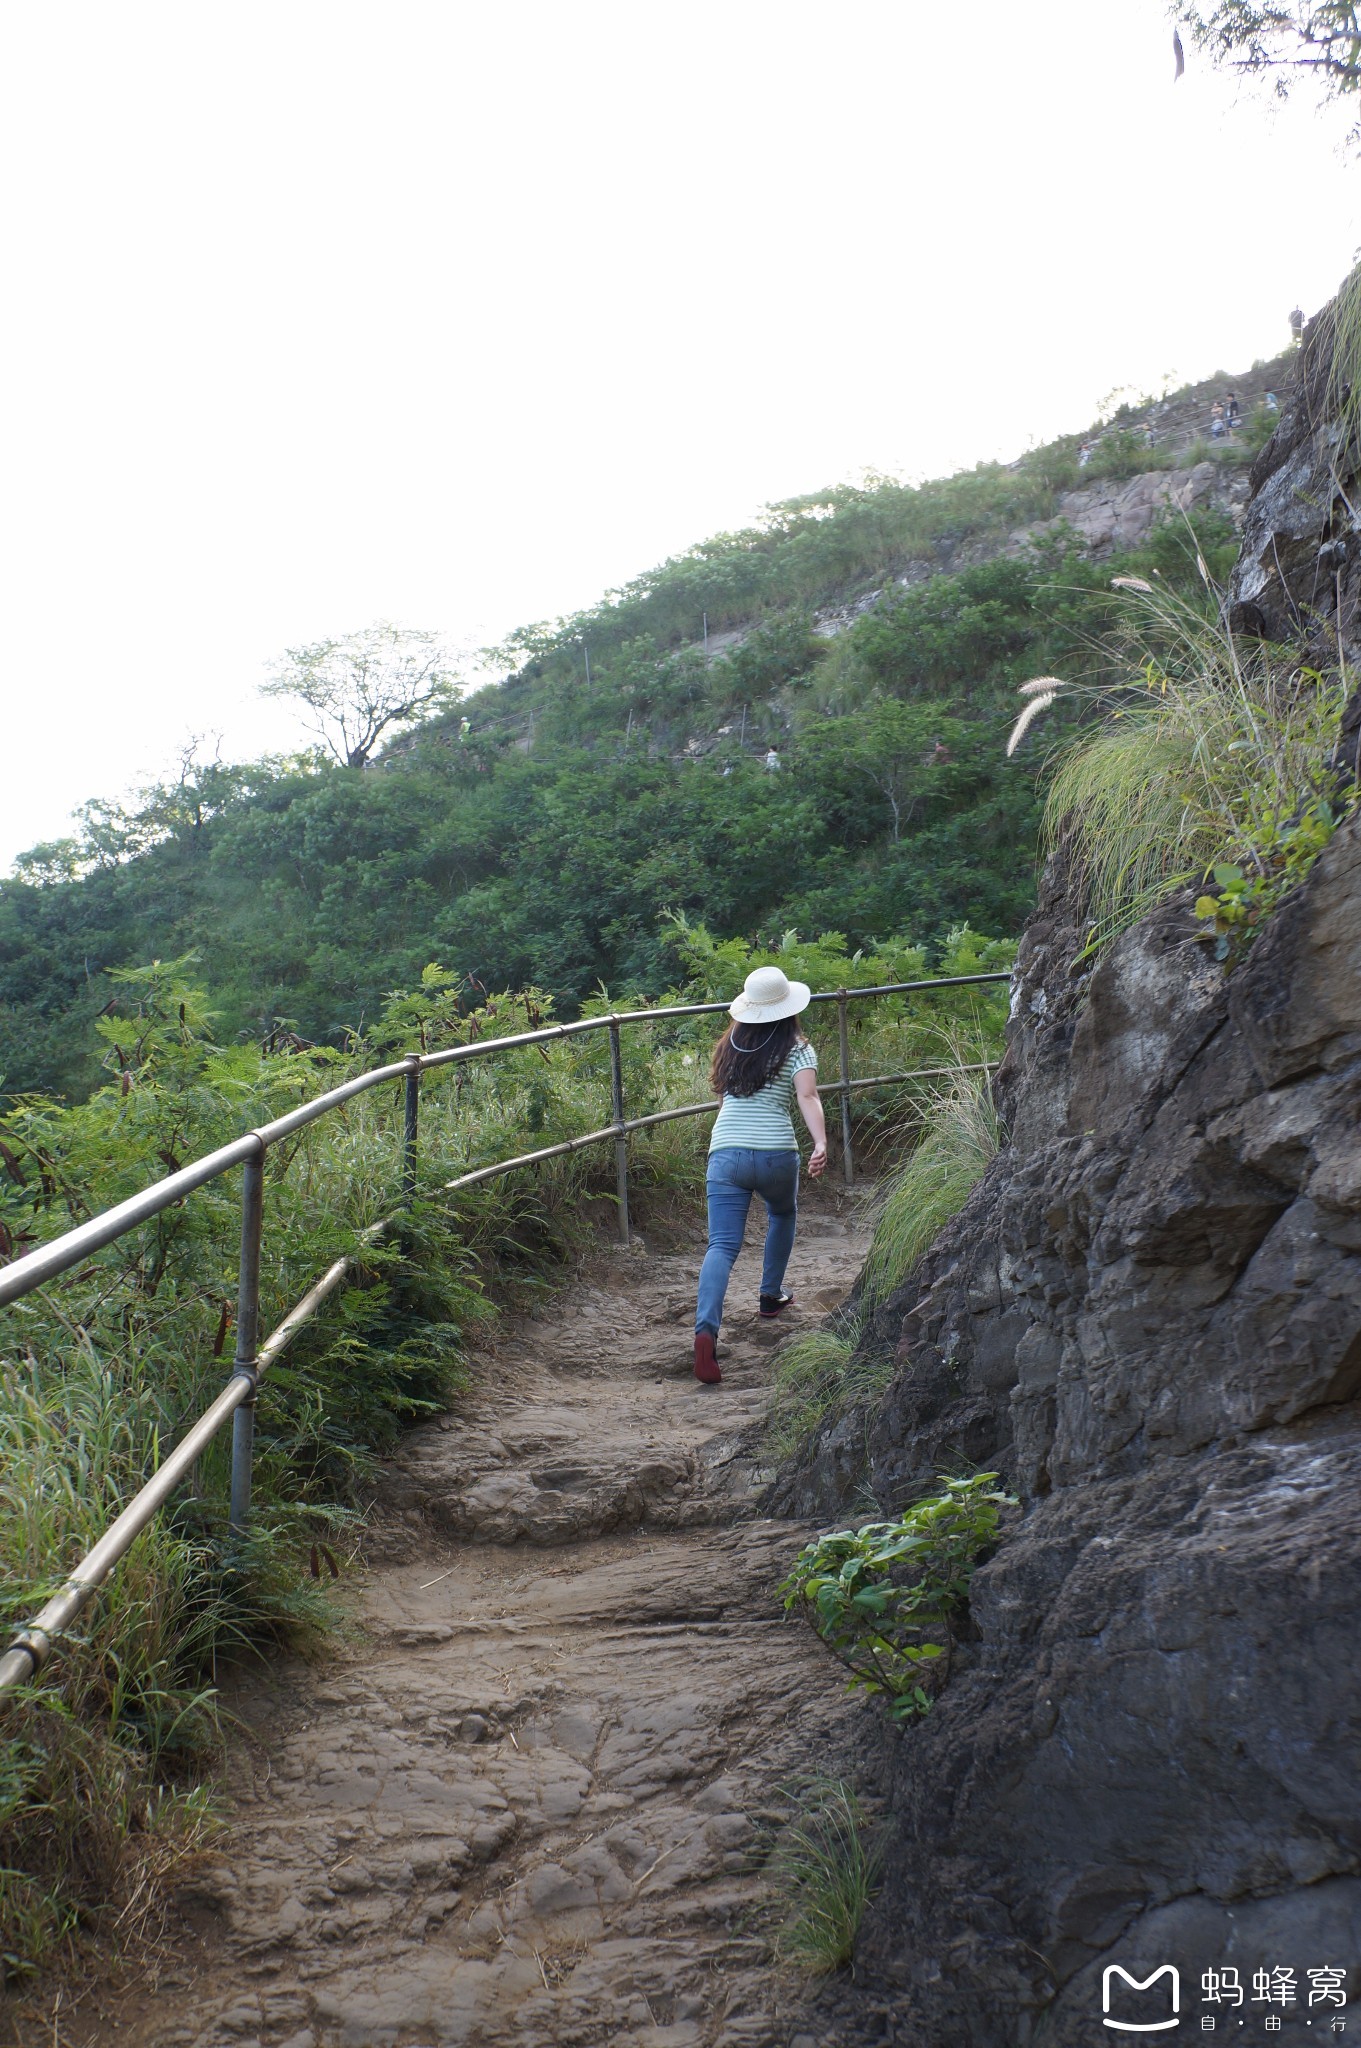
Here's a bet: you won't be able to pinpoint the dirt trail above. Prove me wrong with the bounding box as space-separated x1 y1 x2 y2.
93 1191 874 2048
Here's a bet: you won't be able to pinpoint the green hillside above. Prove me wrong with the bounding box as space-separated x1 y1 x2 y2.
0 377 1270 1102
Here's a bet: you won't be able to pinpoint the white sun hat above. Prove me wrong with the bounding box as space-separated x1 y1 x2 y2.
728 965 812 1023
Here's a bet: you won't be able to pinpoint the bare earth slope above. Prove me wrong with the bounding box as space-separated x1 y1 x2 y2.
85 1193 875 2048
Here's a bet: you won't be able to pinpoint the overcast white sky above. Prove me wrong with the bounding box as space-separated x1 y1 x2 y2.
1 0 1357 868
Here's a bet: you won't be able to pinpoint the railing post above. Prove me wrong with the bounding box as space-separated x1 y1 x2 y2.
229 1148 265 1536
608 1020 630 1244
837 989 854 1189
403 1059 421 1198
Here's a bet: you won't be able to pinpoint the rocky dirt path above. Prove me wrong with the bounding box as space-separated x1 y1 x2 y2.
83 1190 875 2048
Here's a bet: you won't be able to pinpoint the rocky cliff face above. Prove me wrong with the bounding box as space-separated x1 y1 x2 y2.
1232 315 1361 664
1020 456 1249 557
781 324 1361 2046
1231 308 1361 781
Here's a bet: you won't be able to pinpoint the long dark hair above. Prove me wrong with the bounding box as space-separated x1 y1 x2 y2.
710 1014 803 1098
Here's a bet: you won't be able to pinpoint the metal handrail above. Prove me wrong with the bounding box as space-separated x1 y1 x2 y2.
0 975 1008 1309
0 970 1010 1694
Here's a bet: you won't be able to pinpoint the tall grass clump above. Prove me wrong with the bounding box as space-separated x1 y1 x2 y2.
862 1070 1002 1309
764 1325 893 1464
0 1690 218 1985
767 1776 883 1973
1010 575 1359 951
1324 256 1361 452
0 1340 339 1981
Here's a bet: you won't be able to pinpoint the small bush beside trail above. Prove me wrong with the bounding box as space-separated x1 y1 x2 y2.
780 1475 1017 1722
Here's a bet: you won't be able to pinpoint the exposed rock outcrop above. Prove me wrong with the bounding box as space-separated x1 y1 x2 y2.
812 458 1251 643
778 323 1361 2046
1230 304 1361 782
1017 458 1248 556
783 813 1361 2047
1231 311 1361 663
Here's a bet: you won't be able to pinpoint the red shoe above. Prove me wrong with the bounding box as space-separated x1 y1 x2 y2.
694 1330 722 1384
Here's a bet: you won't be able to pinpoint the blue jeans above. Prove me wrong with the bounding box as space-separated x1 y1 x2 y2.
695 1147 800 1337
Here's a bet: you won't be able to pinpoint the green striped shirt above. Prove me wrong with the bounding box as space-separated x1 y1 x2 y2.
710 1041 819 1152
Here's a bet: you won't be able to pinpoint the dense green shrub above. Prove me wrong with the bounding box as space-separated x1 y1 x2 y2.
779 1475 1016 1721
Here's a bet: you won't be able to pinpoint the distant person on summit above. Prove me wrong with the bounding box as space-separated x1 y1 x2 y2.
1225 392 1241 430
692 966 827 1385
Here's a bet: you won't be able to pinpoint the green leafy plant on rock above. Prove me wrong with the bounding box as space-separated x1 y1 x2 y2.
779 1474 1016 1722
1193 795 1342 960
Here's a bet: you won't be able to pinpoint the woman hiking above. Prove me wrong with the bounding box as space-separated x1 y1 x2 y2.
693 965 828 1385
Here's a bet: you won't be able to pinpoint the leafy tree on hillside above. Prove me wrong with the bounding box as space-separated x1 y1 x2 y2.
262 622 462 768
850 560 1042 699
797 704 980 846
1176 3 1361 134
11 838 84 887
712 612 826 704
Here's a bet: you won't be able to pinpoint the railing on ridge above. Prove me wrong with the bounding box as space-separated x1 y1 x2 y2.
0 971 1011 1696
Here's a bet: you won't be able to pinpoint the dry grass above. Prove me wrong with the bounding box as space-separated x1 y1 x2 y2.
1324 256 1361 453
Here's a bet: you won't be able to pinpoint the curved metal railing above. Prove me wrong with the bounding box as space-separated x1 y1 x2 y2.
0 971 1009 1694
